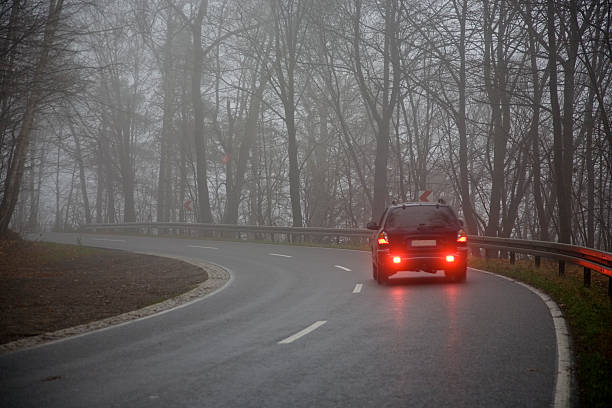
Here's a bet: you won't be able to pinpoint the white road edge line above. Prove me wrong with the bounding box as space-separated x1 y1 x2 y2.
6 260 234 354
334 265 352 271
269 253 292 258
188 245 219 250
278 321 327 344
471 268 571 408
91 238 126 242
352 283 363 294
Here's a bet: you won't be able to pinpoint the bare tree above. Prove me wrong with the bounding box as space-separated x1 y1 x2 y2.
401 0 480 235
266 0 313 227
222 29 270 224
0 0 65 236
351 0 401 220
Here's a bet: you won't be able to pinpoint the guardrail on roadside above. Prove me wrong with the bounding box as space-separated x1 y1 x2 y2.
80 222 612 296
80 222 372 242
470 236 612 293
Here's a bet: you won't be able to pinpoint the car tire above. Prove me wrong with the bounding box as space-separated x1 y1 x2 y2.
454 266 467 283
372 264 378 281
377 266 388 285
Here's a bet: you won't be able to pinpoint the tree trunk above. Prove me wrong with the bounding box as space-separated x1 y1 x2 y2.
547 0 576 244
179 86 189 223
102 135 116 223
309 98 330 227
352 0 400 221
119 108 136 222
191 2 214 223
525 1 549 241
54 144 61 231
26 132 39 231
69 122 91 225
393 102 406 202
584 90 596 248
547 0 565 243
95 133 104 224
271 0 306 227
63 165 76 231
558 0 578 243
223 54 267 224
157 11 175 222
285 95 303 227
482 0 509 240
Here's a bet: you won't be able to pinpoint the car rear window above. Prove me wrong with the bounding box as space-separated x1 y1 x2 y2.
384 206 458 230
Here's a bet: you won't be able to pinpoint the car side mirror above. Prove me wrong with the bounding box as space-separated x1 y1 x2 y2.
366 221 379 230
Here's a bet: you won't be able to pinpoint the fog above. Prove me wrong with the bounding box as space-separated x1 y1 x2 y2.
1 0 610 249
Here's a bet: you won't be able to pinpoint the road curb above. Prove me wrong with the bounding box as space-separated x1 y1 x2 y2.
0 255 233 355
470 267 573 408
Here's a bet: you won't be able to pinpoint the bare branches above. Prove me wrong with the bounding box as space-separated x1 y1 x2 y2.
1 0 610 251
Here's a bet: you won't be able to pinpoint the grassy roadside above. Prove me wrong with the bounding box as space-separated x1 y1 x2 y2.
469 256 611 408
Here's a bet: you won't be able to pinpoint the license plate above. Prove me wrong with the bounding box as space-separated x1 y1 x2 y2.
411 239 436 247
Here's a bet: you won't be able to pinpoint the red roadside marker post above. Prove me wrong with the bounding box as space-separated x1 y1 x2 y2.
419 190 432 202
183 200 193 235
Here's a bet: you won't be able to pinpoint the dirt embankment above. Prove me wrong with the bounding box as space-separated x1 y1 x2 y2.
0 238 208 345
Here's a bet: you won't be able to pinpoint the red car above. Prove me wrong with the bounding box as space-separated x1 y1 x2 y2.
367 202 468 284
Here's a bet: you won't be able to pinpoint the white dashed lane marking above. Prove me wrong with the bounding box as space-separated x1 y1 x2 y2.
91 238 126 242
278 321 327 344
352 283 363 293
269 253 293 258
334 265 352 271
188 245 219 250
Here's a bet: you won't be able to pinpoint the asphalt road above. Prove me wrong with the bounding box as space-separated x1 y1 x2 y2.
1 233 557 407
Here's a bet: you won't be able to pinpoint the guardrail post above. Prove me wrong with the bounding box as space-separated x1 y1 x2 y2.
509 252 515 265
534 256 541 268
583 267 591 288
470 246 481 257
558 260 565 276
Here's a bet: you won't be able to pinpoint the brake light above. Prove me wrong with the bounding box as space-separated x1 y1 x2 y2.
393 256 401 264
446 255 455 262
457 229 467 243
378 232 389 245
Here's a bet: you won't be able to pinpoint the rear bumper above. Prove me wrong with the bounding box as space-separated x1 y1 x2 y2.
377 247 467 274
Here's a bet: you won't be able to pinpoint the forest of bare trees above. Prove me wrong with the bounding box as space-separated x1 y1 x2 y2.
1 0 610 250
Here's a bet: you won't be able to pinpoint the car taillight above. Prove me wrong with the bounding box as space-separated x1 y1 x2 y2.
457 229 467 243
446 255 455 262
393 256 401 263
378 231 389 246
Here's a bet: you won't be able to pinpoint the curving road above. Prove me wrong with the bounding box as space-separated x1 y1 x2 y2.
1 233 558 407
